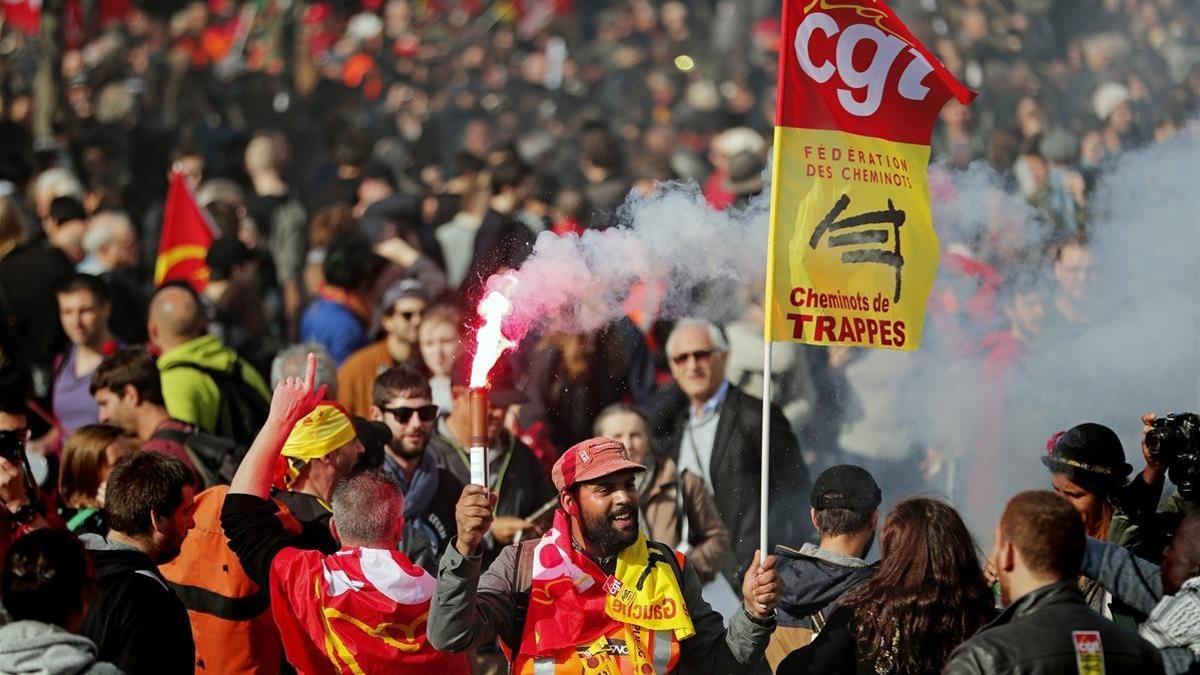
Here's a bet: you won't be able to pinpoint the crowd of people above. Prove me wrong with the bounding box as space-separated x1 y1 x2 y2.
0 0 1198 672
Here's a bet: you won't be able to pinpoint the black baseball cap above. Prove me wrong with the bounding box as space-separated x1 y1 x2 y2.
811 465 882 511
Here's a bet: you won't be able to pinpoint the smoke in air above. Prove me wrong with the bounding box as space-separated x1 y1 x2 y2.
468 132 1199 529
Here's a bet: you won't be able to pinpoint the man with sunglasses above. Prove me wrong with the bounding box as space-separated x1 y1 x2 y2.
337 278 428 417
661 318 810 591
371 364 463 571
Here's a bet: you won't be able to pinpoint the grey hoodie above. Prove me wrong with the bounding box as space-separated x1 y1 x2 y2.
0 621 122 675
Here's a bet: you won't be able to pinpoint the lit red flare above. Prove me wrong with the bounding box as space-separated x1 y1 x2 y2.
469 283 517 388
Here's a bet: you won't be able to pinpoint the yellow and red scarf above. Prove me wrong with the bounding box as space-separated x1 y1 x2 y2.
520 509 694 668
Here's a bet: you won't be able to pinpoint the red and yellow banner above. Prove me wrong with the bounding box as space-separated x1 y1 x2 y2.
764 0 974 350
155 168 214 292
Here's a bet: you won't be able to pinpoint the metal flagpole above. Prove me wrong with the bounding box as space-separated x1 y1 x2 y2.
759 340 773 560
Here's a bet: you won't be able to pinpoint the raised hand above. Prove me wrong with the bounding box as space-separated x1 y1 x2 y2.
268 353 328 426
741 550 781 620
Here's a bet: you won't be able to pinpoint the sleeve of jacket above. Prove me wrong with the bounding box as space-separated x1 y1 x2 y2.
1080 537 1163 615
942 642 987 675
767 402 810 546
1161 646 1197 675
682 470 732 584
676 558 774 671
428 539 522 652
220 493 294 587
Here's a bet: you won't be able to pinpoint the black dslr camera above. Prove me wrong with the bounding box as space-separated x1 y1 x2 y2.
0 429 25 463
1147 413 1200 500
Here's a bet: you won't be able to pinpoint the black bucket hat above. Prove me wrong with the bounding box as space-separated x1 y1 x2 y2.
1042 423 1132 494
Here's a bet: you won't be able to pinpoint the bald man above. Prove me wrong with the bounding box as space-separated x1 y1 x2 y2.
149 284 270 442
1081 514 1200 673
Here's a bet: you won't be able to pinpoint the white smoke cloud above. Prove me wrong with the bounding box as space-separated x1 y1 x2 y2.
483 130 1200 534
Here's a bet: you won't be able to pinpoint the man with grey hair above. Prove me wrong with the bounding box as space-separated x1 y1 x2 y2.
659 317 811 590
221 359 469 673
271 343 339 397
79 211 138 275
79 210 148 343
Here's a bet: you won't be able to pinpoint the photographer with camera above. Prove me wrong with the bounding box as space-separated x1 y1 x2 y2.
1110 412 1200 564
1 396 51 538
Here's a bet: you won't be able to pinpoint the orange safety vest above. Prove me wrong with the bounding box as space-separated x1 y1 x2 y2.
512 623 681 674
159 486 301 674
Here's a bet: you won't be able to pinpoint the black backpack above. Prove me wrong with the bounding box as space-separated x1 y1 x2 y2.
150 425 247 487
160 361 270 447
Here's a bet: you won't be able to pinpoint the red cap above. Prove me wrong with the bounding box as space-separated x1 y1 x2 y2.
552 438 646 492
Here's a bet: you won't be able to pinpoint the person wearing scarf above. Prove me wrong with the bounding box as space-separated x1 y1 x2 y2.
428 436 783 673
220 354 470 675
371 364 463 572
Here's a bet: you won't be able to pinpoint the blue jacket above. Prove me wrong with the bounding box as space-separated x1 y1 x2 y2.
299 298 367 365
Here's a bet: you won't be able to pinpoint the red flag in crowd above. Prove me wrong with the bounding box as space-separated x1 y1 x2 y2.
155 168 214 292
0 0 41 34
1 0 126 40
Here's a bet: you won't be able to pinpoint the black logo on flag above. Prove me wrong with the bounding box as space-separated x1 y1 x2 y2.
808 194 906 302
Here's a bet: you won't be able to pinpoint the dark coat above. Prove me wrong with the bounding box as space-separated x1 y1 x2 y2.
944 581 1165 675
79 535 195 675
661 383 812 586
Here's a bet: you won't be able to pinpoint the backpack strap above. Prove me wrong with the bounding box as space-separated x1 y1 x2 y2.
507 539 540 658
150 426 191 444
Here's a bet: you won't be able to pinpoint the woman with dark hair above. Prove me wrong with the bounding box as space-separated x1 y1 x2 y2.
778 497 994 675
1042 422 1142 616
1042 423 1133 542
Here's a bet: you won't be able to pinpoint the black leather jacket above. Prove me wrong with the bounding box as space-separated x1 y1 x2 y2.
944 581 1164 675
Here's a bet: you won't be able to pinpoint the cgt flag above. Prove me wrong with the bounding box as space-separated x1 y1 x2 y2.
155 168 214 292
764 0 974 350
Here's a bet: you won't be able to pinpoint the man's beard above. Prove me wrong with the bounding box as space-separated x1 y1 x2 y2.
580 505 639 559
391 434 427 460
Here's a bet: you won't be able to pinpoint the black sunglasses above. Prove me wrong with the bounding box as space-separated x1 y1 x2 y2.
398 310 423 321
384 404 439 423
670 349 714 366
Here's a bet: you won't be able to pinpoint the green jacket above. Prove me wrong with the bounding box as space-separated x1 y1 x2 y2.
158 334 270 432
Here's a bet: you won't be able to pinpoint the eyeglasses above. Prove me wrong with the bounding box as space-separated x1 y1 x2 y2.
670 349 714 366
384 404 439 423
396 310 423 321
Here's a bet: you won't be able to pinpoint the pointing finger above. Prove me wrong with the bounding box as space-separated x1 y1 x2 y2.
305 353 318 392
